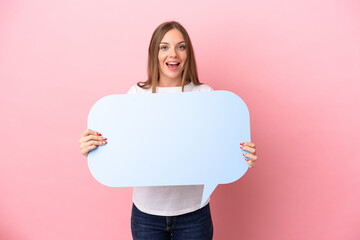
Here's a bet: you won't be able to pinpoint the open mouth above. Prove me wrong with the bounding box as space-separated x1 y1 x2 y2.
166 62 180 70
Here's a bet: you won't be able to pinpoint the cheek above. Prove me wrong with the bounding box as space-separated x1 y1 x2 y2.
182 52 187 62
158 52 166 62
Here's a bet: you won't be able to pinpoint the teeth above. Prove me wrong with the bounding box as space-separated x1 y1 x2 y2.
167 62 179 65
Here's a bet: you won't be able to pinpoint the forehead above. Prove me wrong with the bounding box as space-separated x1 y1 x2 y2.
160 29 185 43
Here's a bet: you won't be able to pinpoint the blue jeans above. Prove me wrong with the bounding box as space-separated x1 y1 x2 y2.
131 203 213 240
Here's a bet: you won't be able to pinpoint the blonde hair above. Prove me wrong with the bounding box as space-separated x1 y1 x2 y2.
137 21 202 93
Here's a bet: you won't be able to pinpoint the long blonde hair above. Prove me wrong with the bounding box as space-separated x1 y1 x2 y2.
137 21 202 93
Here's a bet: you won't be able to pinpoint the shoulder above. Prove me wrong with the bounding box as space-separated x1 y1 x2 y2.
186 82 214 92
127 84 151 94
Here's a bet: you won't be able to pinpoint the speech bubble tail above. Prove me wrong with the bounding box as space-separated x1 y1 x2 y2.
201 184 217 207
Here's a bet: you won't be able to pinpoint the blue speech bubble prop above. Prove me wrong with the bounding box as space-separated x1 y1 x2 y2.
88 91 251 206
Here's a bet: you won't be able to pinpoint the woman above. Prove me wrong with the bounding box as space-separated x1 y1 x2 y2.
79 21 257 240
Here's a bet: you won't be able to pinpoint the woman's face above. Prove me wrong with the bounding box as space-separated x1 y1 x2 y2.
158 28 187 84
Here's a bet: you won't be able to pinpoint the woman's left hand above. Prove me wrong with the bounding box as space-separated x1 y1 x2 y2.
240 142 257 168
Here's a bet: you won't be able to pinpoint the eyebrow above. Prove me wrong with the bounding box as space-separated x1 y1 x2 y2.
160 41 186 45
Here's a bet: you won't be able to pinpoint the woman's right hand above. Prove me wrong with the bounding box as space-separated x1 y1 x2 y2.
79 129 107 157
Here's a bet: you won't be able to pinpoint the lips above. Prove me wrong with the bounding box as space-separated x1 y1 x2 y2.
166 62 180 70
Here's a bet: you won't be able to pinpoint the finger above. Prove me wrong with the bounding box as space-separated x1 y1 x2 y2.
80 129 92 137
82 134 106 144
79 132 106 145
81 129 102 138
240 145 256 154
243 153 258 162
246 160 255 168
81 139 107 155
81 145 98 156
80 139 106 152
86 139 107 147
241 142 256 148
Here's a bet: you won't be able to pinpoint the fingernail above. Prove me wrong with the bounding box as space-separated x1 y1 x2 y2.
102 137 107 140
240 142 244 146
97 133 102 136
103 141 107 144
243 153 246 156
240 147 243 149
95 145 98 148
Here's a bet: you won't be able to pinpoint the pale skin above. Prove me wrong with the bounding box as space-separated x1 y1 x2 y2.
78 129 107 157
79 28 257 168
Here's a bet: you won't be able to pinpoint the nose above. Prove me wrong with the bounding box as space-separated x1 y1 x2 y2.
169 47 178 58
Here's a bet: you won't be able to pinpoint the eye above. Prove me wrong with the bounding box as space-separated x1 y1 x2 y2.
160 45 168 50
178 45 186 50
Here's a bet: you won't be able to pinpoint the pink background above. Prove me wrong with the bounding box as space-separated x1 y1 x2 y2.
1 0 359 239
